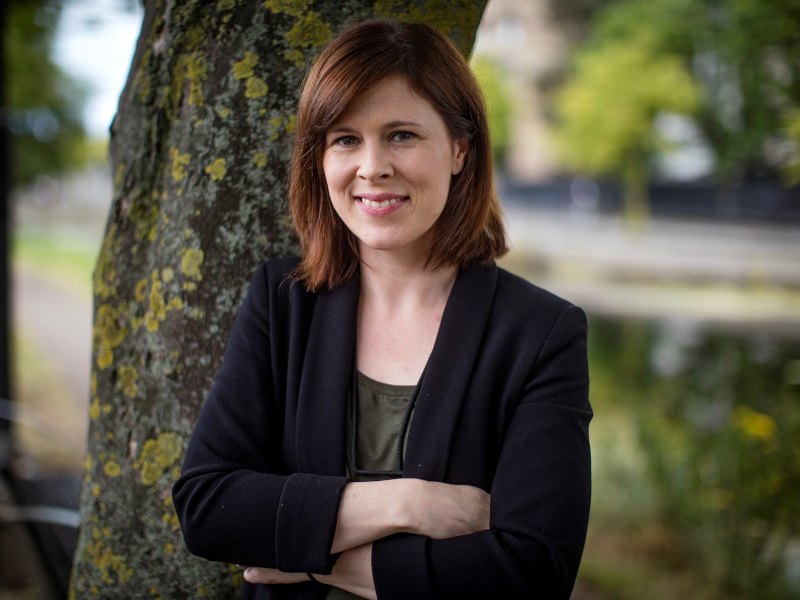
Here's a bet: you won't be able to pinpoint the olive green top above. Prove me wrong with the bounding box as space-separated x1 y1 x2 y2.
325 372 416 600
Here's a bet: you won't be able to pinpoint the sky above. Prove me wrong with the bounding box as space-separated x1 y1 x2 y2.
53 0 144 137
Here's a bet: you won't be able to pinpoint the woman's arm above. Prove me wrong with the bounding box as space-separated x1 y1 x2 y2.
244 544 377 599
369 305 592 599
330 478 490 553
173 263 349 574
242 478 491 598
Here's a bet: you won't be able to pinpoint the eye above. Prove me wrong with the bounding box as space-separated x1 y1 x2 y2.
390 130 416 142
329 135 359 147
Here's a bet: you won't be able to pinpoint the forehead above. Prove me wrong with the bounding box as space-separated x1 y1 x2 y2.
331 75 443 128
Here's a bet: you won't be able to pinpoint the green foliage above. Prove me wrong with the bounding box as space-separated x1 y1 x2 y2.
470 55 513 170
554 33 699 220
555 0 800 189
556 43 698 176
5 0 89 186
783 109 800 185
588 317 800 598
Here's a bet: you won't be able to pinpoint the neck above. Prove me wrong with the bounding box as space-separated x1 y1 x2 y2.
359 252 457 311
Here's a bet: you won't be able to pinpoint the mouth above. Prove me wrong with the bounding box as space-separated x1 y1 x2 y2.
356 196 408 208
355 194 409 209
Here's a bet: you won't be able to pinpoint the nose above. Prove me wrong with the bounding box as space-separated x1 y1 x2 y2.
357 141 393 182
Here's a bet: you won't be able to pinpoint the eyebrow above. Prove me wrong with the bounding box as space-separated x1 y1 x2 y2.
326 120 425 134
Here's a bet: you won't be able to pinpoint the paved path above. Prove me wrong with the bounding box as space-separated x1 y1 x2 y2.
502 204 800 334
11 268 90 467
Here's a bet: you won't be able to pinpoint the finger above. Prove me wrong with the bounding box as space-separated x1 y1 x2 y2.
243 567 309 585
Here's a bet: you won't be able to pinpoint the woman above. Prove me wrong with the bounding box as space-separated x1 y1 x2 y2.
173 18 592 600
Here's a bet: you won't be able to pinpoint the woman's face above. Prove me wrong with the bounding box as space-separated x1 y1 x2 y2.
322 75 468 264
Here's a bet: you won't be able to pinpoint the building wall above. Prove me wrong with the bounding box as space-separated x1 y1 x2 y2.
474 0 569 181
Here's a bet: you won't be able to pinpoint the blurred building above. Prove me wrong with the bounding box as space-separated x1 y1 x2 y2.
474 0 568 181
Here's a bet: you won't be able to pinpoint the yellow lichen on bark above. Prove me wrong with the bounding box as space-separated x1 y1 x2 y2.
134 278 148 302
245 76 269 99
135 432 184 486
234 52 269 100
94 226 118 301
140 269 185 332
285 12 332 49
114 163 125 191
181 248 205 280
145 272 168 332
253 151 268 168
85 527 134 585
162 495 181 530
103 459 122 477
233 51 259 79
263 0 309 17
90 397 102 420
170 147 191 182
118 365 139 398
169 50 208 112
263 0 331 66
204 157 227 181
94 304 128 369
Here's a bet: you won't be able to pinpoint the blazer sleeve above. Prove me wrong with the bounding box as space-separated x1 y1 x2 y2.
172 262 348 574
372 305 592 599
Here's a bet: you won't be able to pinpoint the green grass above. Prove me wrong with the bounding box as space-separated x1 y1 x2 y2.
12 228 99 302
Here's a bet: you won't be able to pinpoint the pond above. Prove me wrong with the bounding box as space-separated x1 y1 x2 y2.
583 315 800 600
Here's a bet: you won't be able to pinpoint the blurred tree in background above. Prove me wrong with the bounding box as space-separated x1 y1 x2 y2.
553 0 800 218
554 39 699 222
471 55 513 170
4 0 89 186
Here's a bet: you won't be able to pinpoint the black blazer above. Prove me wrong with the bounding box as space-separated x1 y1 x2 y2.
173 257 592 600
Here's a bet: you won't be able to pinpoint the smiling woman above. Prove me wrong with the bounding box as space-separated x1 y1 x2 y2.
322 75 467 268
173 18 592 600
289 18 505 293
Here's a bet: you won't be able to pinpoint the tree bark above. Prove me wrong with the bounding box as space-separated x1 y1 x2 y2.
69 1 487 597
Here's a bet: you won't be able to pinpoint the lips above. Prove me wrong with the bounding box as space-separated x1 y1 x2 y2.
359 197 404 208
355 194 409 210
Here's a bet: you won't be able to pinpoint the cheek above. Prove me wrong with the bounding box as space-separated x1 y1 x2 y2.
324 158 355 196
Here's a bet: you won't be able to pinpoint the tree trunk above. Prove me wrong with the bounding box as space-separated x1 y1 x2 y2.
69 1 487 597
622 158 649 229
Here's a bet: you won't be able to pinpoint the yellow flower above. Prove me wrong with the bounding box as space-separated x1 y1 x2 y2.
733 406 776 441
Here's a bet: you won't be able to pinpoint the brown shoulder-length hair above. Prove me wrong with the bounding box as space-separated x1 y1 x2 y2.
289 18 508 291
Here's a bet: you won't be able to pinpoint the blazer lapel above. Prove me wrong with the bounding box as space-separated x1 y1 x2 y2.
295 275 360 475
404 263 498 481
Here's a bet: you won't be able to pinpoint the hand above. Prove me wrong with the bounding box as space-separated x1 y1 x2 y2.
316 544 376 600
242 567 310 585
405 479 491 539
330 478 491 555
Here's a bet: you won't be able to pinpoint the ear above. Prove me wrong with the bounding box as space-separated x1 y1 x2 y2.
451 138 469 175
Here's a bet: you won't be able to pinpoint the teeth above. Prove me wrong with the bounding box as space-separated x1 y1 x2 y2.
359 197 402 208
